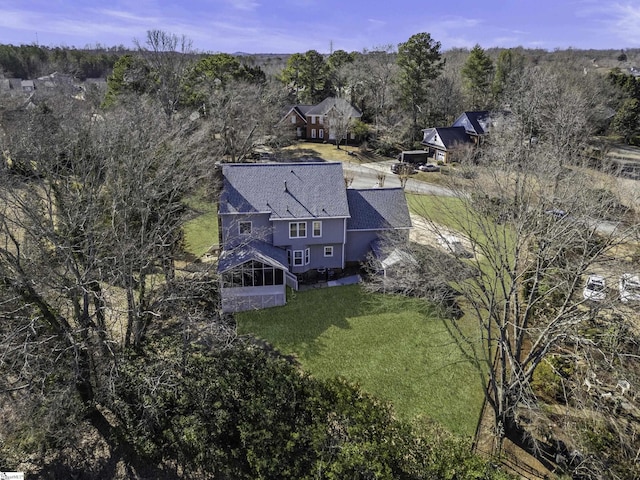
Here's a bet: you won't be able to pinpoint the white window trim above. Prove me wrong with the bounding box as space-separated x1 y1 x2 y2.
293 250 304 266
305 248 310 265
311 128 316 139
324 246 333 257
319 129 324 139
319 116 324 125
289 221 307 239
290 115 296 124
238 221 252 235
312 220 322 237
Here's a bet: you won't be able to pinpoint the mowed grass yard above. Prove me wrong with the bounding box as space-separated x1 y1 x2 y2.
182 161 489 438
237 284 486 438
183 196 218 258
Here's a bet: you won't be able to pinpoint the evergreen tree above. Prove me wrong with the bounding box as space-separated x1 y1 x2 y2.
608 68 640 144
280 50 329 104
397 32 445 141
461 44 494 110
492 48 525 105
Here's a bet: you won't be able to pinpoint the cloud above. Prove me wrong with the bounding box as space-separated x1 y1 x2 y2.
225 0 260 11
413 16 484 49
95 8 157 23
609 3 640 44
578 1 640 46
367 18 386 28
437 16 482 29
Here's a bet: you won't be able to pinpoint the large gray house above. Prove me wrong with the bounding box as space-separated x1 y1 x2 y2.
217 162 411 312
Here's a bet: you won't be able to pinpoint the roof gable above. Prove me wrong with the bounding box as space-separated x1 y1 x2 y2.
306 97 362 118
346 188 412 231
219 162 351 219
218 239 289 272
422 126 472 150
452 111 491 136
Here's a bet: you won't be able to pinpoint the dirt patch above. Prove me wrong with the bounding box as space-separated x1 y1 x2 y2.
409 214 475 256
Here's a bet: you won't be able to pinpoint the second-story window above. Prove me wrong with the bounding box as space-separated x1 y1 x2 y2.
312 220 322 237
289 222 306 238
290 115 296 124
238 221 252 235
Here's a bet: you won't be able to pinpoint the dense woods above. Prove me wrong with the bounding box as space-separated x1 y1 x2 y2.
0 31 639 478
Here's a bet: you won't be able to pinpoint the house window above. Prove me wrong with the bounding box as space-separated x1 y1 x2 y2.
238 221 252 235
311 116 316 124
311 129 316 139
319 116 324 125
324 246 333 257
350 132 356 139
305 248 310 265
289 222 306 238
319 129 324 139
221 260 284 287
290 115 296 124
312 221 322 237
293 250 304 266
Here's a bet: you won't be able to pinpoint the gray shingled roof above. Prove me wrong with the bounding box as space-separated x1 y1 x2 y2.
422 126 473 150
219 162 350 219
452 111 491 136
306 97 362 118
294 105 314 116
218 239 289 273
346 188 412 231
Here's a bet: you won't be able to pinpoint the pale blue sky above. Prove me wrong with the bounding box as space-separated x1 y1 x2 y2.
0 0 638 53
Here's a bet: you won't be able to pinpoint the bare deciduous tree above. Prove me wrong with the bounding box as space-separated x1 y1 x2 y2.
385 66 638 473
135 29 194 115
0 96 217 470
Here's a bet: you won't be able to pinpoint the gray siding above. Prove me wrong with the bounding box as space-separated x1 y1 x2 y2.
272 217 346 247
220 213 272 246
346 229 410 262
345 231 379 262
272 217 346 274
308 244 343 270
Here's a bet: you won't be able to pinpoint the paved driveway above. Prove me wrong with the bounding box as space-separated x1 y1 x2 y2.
342 160 455 196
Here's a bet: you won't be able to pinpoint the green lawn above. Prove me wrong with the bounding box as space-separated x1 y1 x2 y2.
183 197 218 258
237 284 485 438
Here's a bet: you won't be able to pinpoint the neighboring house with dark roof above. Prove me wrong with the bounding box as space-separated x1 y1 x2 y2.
217 162 411 312
421 111 495 163
452 111 491 144
281 97 362 143
421 126 474 163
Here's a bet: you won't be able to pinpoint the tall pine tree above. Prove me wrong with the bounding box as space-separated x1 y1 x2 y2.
461 44 494 110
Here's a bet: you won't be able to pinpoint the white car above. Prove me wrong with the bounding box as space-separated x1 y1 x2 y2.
619 274 640 303
418 163 440 172
583 274 606 302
